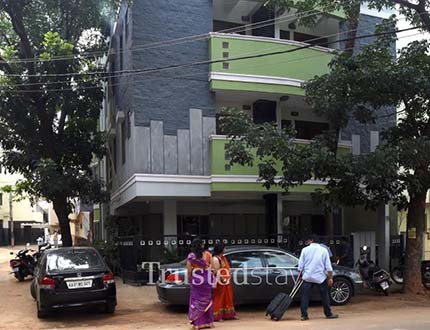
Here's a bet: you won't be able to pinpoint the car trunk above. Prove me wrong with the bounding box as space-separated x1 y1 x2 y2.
50 270 106 293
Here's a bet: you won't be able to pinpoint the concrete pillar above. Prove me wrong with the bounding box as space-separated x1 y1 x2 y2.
163 200 177 236
352 134 361 155
277 193 283 235
377 204 390 269
370 131 379 152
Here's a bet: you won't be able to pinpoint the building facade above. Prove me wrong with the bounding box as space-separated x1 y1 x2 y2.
0 168 48 245
101 0 397 267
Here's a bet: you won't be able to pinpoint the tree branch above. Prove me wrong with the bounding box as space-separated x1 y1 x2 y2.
391 0 419 10
0 54 14 74
417 0 430 31
0 27 12 46
5 1 36 78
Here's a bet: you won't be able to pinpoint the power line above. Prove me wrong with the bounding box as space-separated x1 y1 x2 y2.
0 25 425 93
0 10 319 65
0 19 407 85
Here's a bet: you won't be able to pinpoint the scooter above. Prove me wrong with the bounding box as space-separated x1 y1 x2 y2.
356 245 391 296
9 243 37 282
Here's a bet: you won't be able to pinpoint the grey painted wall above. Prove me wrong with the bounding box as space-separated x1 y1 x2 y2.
340 14 397 153
131 0 216 135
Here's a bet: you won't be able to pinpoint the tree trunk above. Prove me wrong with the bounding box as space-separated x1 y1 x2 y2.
404 193 426 294
53 196 73 247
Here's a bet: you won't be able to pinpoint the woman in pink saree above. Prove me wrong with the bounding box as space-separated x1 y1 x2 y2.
187 238 214 330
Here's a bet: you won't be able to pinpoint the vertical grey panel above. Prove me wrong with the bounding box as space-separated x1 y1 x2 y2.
202 117 216 175
370 131 379 152
134 126 151 173
190 109 203 175
352 134 361 155
178 129 191 175
164 135 178 175
151 121 164 174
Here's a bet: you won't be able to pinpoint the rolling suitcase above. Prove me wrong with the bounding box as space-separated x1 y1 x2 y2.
266 278 303 321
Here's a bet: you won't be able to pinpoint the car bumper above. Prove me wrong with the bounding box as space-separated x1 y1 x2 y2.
156 282 189 305
352 279 365 295
39 285 116 310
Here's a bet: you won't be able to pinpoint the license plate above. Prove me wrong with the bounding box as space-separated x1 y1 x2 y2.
66 280 93 289
380 281 389 290
12 268 19 272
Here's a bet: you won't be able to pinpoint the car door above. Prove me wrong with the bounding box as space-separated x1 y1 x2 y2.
262 250 301 301
225 250 266 305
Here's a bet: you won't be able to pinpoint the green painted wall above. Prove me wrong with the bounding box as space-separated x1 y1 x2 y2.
211 138 351 192
210 36 337 84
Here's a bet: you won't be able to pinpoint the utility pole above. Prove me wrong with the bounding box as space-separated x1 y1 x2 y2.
9 191 14 247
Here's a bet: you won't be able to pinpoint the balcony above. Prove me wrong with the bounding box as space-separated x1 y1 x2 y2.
209 33 338 96
210 135 352 192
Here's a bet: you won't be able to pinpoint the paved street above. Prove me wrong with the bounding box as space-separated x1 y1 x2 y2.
1 246 430 330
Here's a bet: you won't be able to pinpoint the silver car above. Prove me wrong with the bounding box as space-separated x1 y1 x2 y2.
156 246 363 306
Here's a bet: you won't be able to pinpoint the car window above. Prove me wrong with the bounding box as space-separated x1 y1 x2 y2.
46 249 104 273
227 251 263 269
263 251 298 268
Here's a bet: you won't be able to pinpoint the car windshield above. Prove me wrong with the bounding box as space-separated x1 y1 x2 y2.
46 249 104 273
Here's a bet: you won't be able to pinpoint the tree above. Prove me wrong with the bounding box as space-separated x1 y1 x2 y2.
0 0 122 246
220 20 430 293
266 1 430 33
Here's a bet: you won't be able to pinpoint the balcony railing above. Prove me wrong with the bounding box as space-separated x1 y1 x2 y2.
210 135 352 192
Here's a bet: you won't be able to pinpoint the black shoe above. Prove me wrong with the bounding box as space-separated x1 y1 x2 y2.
301 316 309 321
326 314 339 319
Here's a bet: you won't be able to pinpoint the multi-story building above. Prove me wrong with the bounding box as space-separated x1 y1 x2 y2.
101 0 397 268
0 167 48 245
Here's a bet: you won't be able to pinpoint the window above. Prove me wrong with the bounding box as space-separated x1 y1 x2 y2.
213 20 245 35
119 32 124 70
227 251 263 269
121 121 126 164
263 251 298 268
46 249 104 273
280 30 290 40
253 100 277 124
0 193 2 206
294 32 328 47
113 137 117 172
295 120 329 140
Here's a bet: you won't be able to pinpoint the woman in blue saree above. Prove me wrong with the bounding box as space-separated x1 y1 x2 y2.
187 238 214 330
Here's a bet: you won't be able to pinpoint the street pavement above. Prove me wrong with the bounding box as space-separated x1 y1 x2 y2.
1 246 429 330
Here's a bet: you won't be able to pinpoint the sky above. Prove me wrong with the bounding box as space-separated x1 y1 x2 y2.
396 16 429 51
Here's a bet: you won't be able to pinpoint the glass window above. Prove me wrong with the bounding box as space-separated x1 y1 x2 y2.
227 251 263 269
263 251 298 268
46 249 104 273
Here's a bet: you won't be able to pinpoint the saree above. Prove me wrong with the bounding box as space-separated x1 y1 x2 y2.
213 255 236 321
188 251 214 329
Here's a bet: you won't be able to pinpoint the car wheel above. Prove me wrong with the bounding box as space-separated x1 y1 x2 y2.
30 279 36 300
390 267 404 285
37 302 48 319
15 271 24 282
329 277 352 305
105 302 116 314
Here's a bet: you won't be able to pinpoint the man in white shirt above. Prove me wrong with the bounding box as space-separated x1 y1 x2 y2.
298 235 338 321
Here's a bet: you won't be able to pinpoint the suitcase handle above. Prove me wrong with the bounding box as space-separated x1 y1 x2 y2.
289 277 303 298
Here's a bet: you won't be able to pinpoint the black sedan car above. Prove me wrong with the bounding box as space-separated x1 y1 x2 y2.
31 247 117 318
157 246 363 306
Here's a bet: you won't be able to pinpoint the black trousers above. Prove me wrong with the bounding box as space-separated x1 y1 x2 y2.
300 280 333 317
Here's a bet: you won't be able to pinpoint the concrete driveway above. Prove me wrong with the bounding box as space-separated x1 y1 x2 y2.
1 246 429 330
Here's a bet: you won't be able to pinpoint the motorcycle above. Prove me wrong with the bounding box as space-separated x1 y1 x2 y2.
9 243 37 282
390 252 405 285
356 245 391 296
